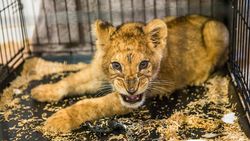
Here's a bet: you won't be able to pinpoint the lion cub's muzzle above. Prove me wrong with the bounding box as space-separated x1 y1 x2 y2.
120 77 145 105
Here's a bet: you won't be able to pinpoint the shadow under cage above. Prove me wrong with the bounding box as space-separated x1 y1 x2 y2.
0 0 249 140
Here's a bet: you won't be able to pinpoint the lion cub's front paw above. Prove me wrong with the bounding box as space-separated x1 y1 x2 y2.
43 109 75 133
31 84 65 102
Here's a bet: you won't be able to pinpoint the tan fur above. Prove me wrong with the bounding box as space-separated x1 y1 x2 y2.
42 92 130 133
31 15 229 133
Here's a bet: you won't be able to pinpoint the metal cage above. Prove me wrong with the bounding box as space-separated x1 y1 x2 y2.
0 0 249 129
26 0 228 54
229 0 250 125
0 0 28 87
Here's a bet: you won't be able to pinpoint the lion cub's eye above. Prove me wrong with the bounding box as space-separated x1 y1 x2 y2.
111 62 122 71
139 60 149 70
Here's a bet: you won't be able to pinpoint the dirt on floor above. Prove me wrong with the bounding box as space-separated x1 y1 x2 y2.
0 57 249 141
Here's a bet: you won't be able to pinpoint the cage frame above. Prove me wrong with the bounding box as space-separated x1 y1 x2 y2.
0 0 249 136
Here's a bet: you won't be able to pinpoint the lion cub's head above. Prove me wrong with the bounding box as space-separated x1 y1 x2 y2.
94 19 167 108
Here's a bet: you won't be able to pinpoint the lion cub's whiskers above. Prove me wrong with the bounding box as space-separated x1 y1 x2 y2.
95 88 112 97
95 82 113 96
148 80 174 95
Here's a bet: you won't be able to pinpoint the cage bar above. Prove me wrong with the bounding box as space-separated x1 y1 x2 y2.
26 0 229 55
228 0 250 126
0 0 249 128
0 0 28 86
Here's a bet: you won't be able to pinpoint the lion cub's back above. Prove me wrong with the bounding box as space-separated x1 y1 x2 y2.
159 15 228 90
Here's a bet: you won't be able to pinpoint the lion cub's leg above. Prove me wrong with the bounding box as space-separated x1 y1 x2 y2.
42 92 131 133
31 65 104 102
203 20 229 67
192 20 229 86
25 57 88 78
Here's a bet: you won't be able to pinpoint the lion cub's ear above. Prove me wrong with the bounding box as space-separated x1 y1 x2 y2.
143 19 168 50
93 20 116 47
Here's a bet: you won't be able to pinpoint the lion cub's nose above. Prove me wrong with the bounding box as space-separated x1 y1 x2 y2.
126 78 137 95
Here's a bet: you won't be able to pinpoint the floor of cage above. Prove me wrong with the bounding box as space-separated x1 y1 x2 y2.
0 55 249 141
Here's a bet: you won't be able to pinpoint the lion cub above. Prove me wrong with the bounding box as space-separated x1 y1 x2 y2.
31 15 229 133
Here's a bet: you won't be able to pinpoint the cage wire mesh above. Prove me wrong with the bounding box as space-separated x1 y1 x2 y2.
229 0 250 124
25 0 228 54
0 0 28 86
0 0 249 125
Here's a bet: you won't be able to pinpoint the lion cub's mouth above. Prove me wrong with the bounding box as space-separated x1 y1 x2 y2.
120 94 143 103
